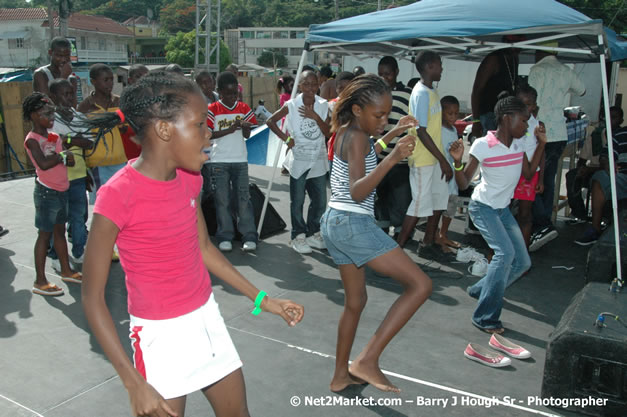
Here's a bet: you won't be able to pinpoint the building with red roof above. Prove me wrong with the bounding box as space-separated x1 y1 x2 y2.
0 8 133 68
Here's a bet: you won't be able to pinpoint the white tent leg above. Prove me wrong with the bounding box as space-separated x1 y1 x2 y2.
257 50 309 237
598 34 622 283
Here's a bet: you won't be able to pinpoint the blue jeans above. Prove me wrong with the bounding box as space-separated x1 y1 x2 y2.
67 177 88 258
533 141 566 230
467 200 531 329
289 171 327 239
209 162 257 243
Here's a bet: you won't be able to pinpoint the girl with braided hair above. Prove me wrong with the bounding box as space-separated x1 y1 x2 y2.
320 74 431 393
23 91 82 296
449 95 546 334
80 72 304 417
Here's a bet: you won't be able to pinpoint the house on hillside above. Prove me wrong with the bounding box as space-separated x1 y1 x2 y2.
122 16 167 65
224 27 314 73
0 8 132 68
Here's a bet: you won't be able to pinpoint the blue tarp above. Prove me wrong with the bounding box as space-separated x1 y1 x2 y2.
307 0 626 62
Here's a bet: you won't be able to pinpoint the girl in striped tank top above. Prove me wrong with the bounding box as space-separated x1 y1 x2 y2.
320 74 433 393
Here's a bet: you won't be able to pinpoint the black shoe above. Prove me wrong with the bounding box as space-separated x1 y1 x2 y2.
418 243 456 262
0 226 8 238
575 227 600 246
529 226 558 252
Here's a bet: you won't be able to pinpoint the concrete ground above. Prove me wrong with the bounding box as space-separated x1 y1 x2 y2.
0 165 602 417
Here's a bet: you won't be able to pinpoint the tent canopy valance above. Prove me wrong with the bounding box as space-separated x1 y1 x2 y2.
306 0 625 64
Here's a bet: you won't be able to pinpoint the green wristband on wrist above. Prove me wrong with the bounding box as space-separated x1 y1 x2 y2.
66 134 72 145
454 163 464 171
251 290 267 316
285 136 292 144
376 138 387 150
59 151 67 166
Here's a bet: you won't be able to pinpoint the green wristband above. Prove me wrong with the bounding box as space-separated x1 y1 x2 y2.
285 136 292 144
251 290 267 316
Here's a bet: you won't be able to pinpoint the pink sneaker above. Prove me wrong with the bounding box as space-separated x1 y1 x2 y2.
464 343 511 368
489 334 531 359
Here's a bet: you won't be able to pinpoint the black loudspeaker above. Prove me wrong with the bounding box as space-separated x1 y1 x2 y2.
541 282 627 416
586 210 627 283
202 183 286 240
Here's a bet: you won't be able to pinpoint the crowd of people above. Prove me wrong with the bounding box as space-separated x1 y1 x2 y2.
9 33 627 416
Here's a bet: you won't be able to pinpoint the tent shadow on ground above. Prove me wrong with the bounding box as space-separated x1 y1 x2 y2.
0 246 32 338
251 176 290 196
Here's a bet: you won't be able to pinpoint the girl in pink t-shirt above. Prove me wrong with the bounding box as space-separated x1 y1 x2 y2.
277 75 294 107
23 92 82 296
80 73 304 417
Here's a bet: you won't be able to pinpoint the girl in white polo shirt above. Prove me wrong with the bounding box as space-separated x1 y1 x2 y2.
449 95 546 334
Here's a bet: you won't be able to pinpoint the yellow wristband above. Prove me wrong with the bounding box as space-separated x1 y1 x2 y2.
285 136 292 143
66 134 71 145
454 163 464 171
377 138 387 150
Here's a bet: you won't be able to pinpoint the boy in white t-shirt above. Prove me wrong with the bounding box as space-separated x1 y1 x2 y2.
266 70 330 254
204 71 258 253
436 95 462 251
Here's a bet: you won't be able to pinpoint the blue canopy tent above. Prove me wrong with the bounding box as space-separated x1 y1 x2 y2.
259 0 627 282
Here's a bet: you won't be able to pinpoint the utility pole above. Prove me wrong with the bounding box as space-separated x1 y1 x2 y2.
59 0 69 37
47 0 54 42
335 0 339 20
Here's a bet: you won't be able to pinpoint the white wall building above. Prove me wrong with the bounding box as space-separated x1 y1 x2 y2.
0 8 133 68
225 27 313 72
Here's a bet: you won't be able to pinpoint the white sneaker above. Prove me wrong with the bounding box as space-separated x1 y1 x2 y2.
456 247 483 263
242 241 257 252
70 254 84 265
50 258 61 272
305 232 326 250
218 241 233 252
290 234 312 254
468 257 489 277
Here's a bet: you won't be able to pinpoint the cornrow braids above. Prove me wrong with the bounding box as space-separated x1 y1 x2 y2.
22 92 51 121
71 71 204 154
494 95 527 125
331 74 391 132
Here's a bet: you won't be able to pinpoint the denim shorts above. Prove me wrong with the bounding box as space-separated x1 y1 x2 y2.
320 207 398 267
34 181 68 232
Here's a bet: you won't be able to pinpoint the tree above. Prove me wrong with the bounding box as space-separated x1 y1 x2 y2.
160 0 196 34
558 1 626 33
257 50 288 68
165 29 232 71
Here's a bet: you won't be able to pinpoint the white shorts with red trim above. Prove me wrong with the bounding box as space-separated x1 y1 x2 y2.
129 293 242 399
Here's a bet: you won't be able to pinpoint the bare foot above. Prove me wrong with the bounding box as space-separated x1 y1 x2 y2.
349 360 400 393
329 374 365 392
436 242 453 253
441 236 461 249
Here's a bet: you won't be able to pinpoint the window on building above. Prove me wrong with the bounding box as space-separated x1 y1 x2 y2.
290 47 303 56
98 38 105 50
256 31 271 39
241 31 254 39
276 48 288 55
290 30 305 39
247 48 257 56
8 38 25 49
80 36 86 50
273 31 289 39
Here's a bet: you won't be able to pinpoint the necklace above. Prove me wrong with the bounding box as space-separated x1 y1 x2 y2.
503 54 516 92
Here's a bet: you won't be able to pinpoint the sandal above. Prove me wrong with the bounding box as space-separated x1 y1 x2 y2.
61 272 82 284
472 320 505 334
0 226 8 238
32 283 64 296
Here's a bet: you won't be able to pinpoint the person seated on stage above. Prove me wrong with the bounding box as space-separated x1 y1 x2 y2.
575 115 627 246
204 71 258 253
566 106 622 221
